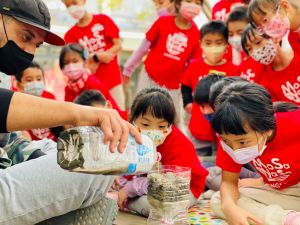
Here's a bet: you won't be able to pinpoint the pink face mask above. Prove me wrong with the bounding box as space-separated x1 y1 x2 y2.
179 2 201 21
261 6 290 39
63 62 85 81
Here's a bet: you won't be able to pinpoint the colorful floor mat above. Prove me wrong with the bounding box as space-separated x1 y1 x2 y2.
188 200 227 225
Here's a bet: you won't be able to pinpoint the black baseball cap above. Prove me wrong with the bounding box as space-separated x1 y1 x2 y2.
0 0 65 46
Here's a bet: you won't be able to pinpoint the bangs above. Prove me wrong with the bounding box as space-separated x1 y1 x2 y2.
248 0 273 27
212 102 247 135
130 91 175 125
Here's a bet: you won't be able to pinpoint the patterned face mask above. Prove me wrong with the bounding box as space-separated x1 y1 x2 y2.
140 127 172 147
250 39 277 65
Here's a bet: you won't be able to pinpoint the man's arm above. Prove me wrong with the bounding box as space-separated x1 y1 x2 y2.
5 91 141 152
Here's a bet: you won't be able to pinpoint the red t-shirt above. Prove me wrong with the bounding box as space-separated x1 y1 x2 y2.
28 91 57 141
189 103 215 142
212 0 245 21
239 57 266 84
216 110 300 190
261 53 300 105
288 31 300 54
144 16 201 89
181 59 239 91
64 14 122 89
158 126 208 198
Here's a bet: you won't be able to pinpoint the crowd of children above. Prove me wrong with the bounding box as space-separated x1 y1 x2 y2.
5 0 300 224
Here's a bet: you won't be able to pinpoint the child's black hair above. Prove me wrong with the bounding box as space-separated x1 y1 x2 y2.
194 74 225 105
59 43 88 69
273 101 300 112
74 90 107 107
130 87 175 125
241 24 270 55
209 76 248 108
15 61 44 82
226 6 248 26
200 21 228 42
212 81 276 135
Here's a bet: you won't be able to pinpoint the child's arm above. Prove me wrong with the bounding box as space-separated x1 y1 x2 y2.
124 176 148 198
123 38 151 78
181 84 193 113
220 171 263 225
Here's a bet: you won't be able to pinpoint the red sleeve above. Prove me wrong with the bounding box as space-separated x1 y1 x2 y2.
181 61 196 87
86 76 121 111
64 27 77 44
145 17 162 44
190 44 202 60
101 14 120 39
216 140 242 173
189 103 215 141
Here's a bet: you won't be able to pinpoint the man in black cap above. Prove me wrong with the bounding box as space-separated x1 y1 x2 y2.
0 0 140 224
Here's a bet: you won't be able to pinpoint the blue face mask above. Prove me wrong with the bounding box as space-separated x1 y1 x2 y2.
24 81 44 96
204 113 214 123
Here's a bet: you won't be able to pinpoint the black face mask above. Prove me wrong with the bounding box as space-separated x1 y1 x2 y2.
0 16 34 75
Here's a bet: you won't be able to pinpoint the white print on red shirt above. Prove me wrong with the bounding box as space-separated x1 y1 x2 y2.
32 128 53 140
281 76 300 103
79 23 106 53
252 158 292 189
241 69 256 83
214 3 244 21
164 32 188 61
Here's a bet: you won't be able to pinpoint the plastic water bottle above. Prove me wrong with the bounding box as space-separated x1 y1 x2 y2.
57 126 157 175
147 165 191 225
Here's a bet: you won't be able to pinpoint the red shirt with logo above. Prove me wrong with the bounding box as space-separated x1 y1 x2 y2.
181 58 239 91
216 110 300 190
261 53 300 105
239 57 266 84
64 14 122 89
288 31 300 54
212 0 245 22
158 126 208 198
28 91 57 141
144 16 201 89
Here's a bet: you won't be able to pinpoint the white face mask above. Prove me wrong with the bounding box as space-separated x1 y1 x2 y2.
23 81 44 97
228 35 243 52
250 39 277 65
140 127 172 147
68 5 86 20
220 136 267 164
202 45 227 64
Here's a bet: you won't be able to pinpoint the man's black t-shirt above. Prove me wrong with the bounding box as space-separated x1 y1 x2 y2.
0 88 14 133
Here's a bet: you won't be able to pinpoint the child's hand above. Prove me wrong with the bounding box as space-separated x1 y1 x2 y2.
111 177 122 191
118 187 129 210
98 52 115 64
224 205 263 225
238 177 264 188
184 103 193 113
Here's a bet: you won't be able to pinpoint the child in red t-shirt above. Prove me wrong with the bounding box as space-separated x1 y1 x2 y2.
62 0 125 109
59 43 123 113
226 6 248 66
15 62 57 141
123 0 202 128
116 87 208 217
210 81 300 225
242 25 300 105
247 0 300 54
212 0 247 22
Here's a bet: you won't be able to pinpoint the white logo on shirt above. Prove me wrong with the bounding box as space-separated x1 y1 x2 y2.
32 128 52 139
252 158 291 189
214 3 244 21
281 76 300 103
79 23 106 53
164 32 188 61
241 69 256 83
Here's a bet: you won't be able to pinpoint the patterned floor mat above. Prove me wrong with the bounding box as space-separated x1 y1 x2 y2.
189 200 227 225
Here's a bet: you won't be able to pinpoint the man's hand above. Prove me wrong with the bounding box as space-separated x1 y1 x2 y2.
118 187 129 210
75 107 141 153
